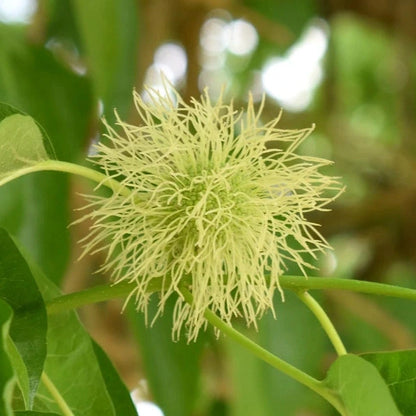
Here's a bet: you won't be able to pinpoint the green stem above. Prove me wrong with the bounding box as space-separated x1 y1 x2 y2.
179 286 346 415
46 279 160 315
296 290 347 356
280 275 416 300
45 275 416 316
46 274 416 416
41 372 74 416
46 281 133 315
2 160 131 197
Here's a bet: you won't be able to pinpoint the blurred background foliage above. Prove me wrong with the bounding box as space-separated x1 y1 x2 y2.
0 0 415 415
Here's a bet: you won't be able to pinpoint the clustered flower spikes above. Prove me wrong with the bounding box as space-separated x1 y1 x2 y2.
81 84 342 341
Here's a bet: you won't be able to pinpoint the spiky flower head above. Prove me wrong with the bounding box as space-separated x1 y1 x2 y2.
82 85 341 341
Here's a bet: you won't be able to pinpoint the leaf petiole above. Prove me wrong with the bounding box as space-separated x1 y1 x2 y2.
45 275 416 316
41 372 74 416
296 290 347 356
179 286 347 415
0 159 130 197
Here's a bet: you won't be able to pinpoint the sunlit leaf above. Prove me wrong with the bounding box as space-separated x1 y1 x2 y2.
324 354 402 415
0 106 50 187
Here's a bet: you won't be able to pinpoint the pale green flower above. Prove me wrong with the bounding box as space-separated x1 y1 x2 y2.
81 86 341 340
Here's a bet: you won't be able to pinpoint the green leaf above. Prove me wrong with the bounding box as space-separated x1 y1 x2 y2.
14 412 60 415
0 229 136 414
324 354 402 416
0 103 55 158
70 0 139 118
0 102 68 284
0 299 15 416
361 350 416 416
0 229 47 408
0 23 93 283
28 263 137 415
230 291 330 416
91 340 139 416
0 174 71 284
0 106 50 187
243 0 317 46
128 295 204 416
223 330 271 416
45 0 81 48
0 25 92 163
